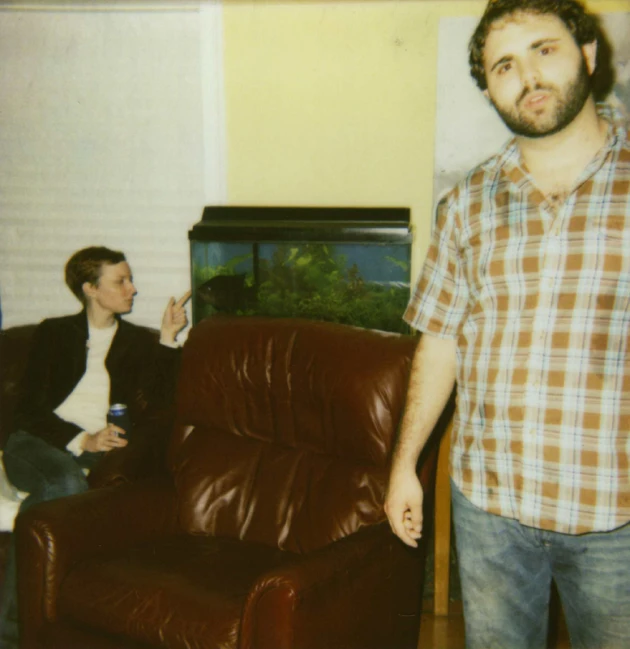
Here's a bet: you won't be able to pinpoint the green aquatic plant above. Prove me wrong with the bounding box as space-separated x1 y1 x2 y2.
193 243 410 333
253 243 410 333
192 252 254 287
385 255 409 273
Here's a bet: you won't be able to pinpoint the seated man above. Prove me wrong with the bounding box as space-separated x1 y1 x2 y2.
0 246 190 649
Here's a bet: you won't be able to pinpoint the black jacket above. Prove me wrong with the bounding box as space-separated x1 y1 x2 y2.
14 311 180 450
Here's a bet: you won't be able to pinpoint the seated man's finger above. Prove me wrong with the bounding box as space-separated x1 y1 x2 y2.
175 290 192 307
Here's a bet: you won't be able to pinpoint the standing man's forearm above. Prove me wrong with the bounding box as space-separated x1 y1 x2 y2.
385 331 457 546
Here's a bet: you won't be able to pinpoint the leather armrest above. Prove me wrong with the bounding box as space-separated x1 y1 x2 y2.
238 436 440 649
15 476 179 648
87 420 171 488
241 523 425 649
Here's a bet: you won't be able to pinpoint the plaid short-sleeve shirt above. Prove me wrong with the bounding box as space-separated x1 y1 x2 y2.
405 105 630 534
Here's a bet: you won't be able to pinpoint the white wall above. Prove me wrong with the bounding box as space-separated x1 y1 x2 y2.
0 1 226 332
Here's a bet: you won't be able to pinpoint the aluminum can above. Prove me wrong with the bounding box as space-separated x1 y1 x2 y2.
107 403 131 438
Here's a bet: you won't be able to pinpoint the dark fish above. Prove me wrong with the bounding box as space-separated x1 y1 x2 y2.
196 273 257 313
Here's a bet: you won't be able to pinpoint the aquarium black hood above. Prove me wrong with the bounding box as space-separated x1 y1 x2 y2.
189 206 411 243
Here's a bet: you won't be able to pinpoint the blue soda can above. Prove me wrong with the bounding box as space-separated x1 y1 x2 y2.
107 403 131 438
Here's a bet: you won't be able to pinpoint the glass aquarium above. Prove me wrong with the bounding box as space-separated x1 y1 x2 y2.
189 206 412 334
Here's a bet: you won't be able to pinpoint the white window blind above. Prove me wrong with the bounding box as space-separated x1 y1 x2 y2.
0 1 226 332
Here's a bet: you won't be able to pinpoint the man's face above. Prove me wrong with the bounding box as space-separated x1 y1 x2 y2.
84 261 137 316
482 12 596 139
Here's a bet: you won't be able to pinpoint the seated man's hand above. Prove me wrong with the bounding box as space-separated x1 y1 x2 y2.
160 290 192 345
82 424 128 453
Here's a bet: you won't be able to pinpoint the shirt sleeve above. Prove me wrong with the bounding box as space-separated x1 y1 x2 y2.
66 431 88 456
403 191 470 338
14 319 85 449
158 338 180 349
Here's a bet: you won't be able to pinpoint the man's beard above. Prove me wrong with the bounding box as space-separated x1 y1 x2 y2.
489 56 592 139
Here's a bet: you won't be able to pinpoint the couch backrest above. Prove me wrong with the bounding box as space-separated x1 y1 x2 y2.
0 325 37 449
169 316 416 553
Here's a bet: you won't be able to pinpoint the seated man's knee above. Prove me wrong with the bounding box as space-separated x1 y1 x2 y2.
27 466 89 504
45 471 89 500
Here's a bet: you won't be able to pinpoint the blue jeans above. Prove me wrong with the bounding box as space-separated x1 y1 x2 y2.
0 431 102 649
451 480 630 649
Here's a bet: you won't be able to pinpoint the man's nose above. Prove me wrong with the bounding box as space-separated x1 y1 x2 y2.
518 58 540 90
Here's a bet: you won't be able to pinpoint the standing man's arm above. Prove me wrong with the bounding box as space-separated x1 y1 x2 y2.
385 331 457 547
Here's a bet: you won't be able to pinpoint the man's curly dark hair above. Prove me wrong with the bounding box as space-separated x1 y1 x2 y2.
469 0 611 98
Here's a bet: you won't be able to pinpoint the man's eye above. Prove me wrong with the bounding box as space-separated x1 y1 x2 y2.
540 46 554 56
497 62 512 75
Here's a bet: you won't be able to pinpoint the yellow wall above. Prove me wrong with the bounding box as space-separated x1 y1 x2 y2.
222 0 630 275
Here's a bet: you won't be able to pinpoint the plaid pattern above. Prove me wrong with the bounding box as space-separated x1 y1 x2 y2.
405 105 630 534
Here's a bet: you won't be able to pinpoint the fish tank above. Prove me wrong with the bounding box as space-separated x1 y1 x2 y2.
189 206 412 334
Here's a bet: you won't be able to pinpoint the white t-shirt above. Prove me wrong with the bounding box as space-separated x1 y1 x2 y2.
54 322 117 455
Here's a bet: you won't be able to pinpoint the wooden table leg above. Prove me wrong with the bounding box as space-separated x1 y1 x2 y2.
434 421 452 616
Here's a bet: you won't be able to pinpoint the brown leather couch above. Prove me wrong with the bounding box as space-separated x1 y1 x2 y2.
0 325 36 594
16 316 445 649
1 324 37 450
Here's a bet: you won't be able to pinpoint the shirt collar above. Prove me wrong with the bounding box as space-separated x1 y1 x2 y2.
595 102 628 152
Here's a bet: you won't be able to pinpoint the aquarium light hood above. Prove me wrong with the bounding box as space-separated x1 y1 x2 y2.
189 206 411 243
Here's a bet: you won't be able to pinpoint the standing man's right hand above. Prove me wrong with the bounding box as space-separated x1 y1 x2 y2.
385 469 424 547
383 332 457 549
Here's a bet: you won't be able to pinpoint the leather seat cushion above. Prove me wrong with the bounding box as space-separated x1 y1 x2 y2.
56 534 295 649
172 425 388 553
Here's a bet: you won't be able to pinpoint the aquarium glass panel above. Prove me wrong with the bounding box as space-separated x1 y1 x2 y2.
191 240 411 333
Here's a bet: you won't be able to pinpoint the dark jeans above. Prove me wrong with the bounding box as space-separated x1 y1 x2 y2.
0 431 102 649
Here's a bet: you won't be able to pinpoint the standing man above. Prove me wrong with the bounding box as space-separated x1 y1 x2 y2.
385 1 630 647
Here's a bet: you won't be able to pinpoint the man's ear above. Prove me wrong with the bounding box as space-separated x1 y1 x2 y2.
82 281 96 300
483 89 490 101
582 40 597 75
